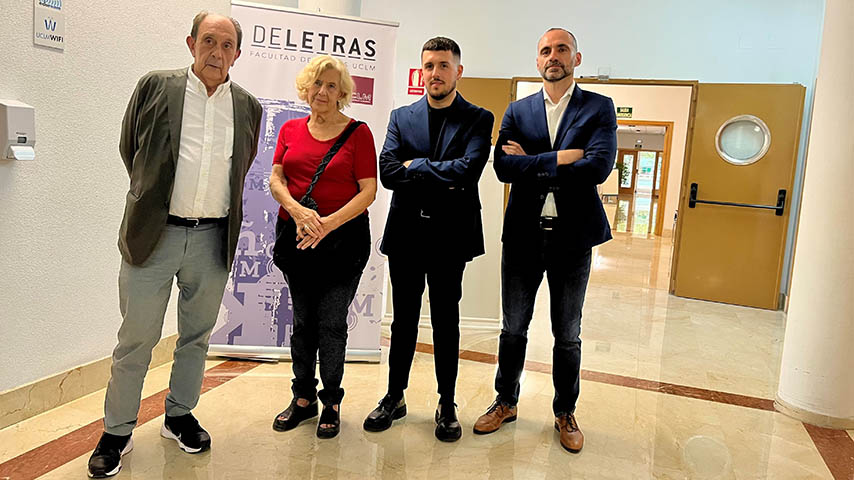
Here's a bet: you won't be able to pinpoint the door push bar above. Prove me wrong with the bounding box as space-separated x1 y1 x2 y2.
688 183 786 216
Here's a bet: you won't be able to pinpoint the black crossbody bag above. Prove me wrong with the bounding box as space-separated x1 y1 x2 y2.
298 120 364 210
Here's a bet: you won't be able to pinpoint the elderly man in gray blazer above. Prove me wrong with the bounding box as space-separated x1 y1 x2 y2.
87 11 261 478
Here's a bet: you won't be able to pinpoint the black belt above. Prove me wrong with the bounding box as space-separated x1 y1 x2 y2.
166 215 226 228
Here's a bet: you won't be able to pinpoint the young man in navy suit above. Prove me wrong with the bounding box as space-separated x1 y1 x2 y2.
473 28 617 453
363 37 494 442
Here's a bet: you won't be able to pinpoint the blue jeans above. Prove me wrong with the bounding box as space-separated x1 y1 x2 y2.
495 240 592 416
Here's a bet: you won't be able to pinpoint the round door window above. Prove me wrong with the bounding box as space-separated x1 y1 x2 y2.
715 115 771 166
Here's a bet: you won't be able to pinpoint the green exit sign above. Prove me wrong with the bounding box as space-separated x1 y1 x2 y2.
616 107 633 118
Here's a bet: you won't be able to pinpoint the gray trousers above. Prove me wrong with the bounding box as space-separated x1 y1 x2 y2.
104 223 228 436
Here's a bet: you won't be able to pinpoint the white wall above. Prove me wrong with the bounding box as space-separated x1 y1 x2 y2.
360 0 823 111
0 1 230 392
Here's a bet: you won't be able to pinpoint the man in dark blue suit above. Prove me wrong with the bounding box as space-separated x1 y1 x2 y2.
363 37 493 442
473 28 617 454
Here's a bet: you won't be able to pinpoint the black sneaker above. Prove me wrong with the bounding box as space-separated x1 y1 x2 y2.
161 413 211 454
87 432 132 478
435 402 462 442
363 394 406 432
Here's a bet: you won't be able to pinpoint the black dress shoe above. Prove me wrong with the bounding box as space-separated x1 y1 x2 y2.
435 403 462 442
363 394 406 432
87 432 132 478
316 404 341 439
161 412 211 453
273 398 319 432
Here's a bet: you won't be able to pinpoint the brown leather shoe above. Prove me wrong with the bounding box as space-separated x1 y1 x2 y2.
555 413 584 453
473 399 517 435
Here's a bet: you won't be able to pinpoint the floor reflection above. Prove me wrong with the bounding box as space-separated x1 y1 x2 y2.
607 193 659 236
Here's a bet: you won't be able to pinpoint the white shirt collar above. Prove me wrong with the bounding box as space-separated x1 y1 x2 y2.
187 66 231 98
543 80 576 106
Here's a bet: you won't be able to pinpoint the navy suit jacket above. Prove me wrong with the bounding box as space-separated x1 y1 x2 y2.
494 86 617 255
379 94 494 261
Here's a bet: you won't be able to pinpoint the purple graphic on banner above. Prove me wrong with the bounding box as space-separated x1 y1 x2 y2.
210 98 310 348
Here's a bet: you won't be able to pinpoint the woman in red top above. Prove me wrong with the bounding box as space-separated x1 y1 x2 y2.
269 55 377 439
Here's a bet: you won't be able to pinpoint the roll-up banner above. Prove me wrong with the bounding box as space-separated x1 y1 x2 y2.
209 1 398 362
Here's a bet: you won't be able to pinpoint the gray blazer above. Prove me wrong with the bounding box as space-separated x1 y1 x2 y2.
118 68 262 267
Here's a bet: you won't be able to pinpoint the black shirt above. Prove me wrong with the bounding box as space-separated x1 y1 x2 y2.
427 101 456 160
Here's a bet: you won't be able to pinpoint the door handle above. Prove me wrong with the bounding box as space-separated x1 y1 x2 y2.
688 183 786 216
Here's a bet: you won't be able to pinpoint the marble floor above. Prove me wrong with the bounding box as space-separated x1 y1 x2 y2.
1 231 853 479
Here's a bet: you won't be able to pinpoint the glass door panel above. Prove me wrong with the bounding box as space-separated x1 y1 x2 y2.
636 151 656 194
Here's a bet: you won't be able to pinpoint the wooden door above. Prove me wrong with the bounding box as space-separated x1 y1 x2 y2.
671 84 805 309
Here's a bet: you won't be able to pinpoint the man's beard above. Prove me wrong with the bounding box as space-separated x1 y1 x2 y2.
428 79 456 101
540 63 572 83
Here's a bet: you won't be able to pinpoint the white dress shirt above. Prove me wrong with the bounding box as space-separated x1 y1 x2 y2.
169 67 234 219
543 81 575 146
541 81 575 218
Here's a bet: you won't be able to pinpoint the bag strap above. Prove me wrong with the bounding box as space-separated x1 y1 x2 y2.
303 120 364 200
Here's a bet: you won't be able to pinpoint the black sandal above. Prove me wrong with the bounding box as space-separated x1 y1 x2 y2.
316 404 340 439
272 398 318 432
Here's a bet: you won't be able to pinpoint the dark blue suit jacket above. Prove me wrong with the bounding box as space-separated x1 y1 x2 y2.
379 94 494 261
494 86 617 255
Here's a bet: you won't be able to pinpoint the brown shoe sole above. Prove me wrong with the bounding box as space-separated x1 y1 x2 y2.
554 422 582 453
472 414 517 435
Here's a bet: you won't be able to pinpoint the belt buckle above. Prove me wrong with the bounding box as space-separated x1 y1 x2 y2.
539 216 556 231
188 217 200 228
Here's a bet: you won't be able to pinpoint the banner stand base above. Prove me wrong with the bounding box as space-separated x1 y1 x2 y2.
208 345 381 363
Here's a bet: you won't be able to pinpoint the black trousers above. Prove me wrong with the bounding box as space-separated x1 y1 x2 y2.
273 215 370 406
495 235 592 416
386 253 466 404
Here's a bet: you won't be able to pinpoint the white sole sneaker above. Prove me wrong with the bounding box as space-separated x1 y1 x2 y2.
87 437 133 478
160 423 203 454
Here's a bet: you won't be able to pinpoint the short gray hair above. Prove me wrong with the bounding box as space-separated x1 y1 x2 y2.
543 27 578 52
191 11 243 50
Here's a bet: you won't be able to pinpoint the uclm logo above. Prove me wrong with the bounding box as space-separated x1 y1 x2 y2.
351 76 374 105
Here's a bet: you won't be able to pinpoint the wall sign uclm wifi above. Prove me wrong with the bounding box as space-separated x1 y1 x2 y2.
33 0 65 50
